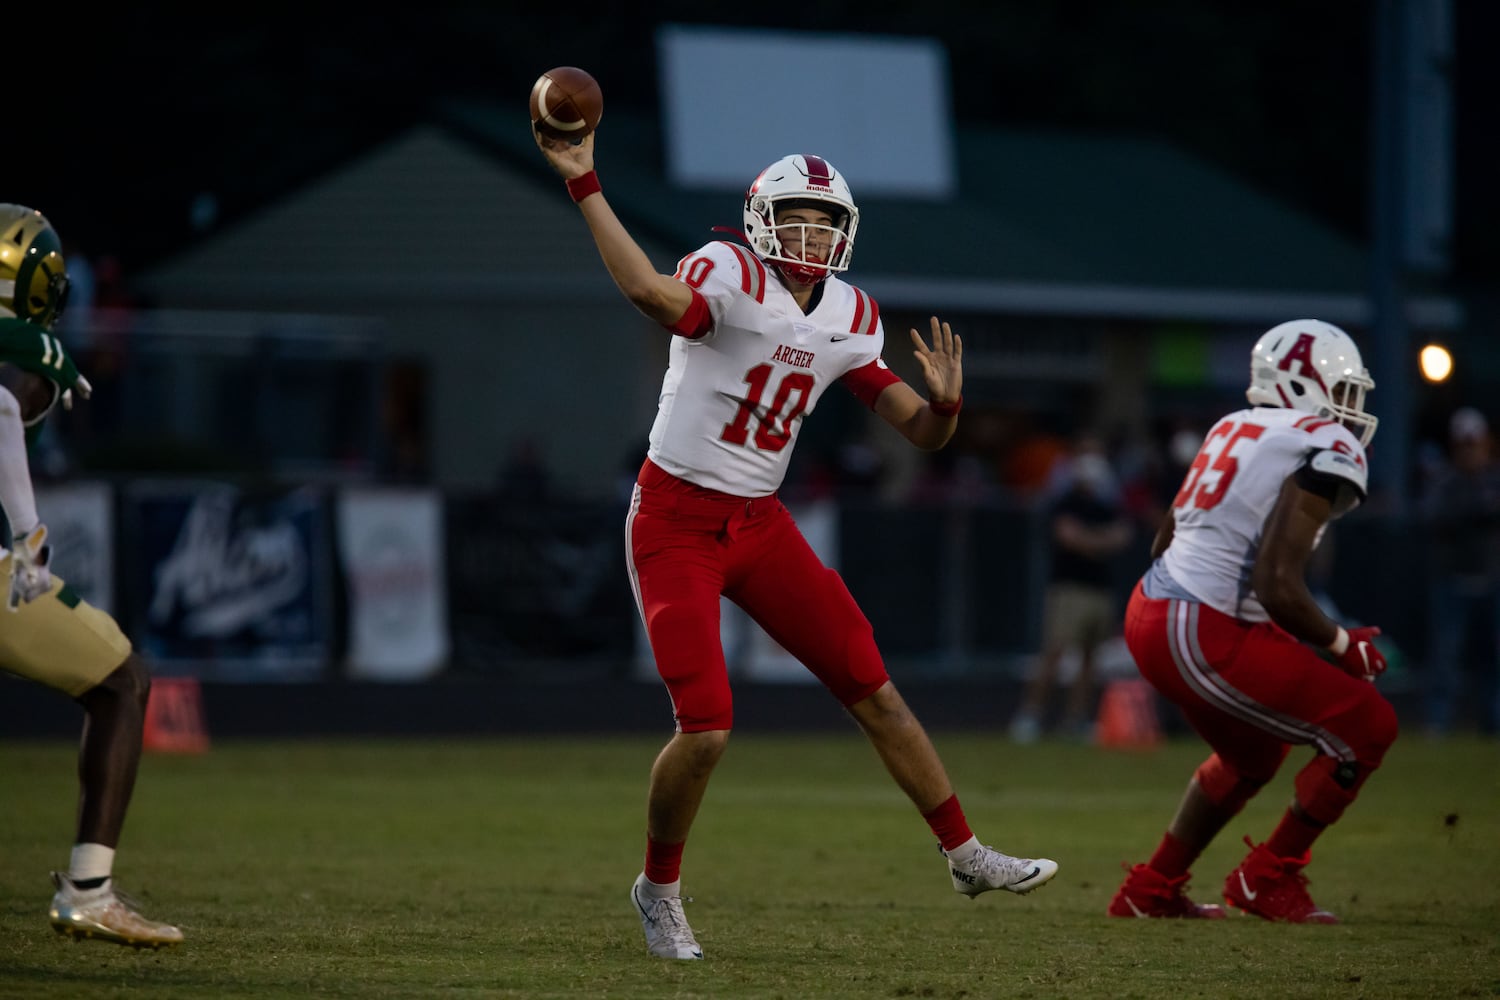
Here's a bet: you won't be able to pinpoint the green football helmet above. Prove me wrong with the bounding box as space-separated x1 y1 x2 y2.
0 203 70 330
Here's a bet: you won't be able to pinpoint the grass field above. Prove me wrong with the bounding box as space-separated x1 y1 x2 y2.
1 732 1497 999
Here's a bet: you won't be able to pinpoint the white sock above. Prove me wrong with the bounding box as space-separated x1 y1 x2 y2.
946 836 981 864
639 874 681 898
68 843 115 883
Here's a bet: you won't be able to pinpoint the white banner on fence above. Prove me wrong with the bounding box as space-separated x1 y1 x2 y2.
337 488 448 681
34 482 115 615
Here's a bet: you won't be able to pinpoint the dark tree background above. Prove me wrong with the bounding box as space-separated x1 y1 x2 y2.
18 3 1497 292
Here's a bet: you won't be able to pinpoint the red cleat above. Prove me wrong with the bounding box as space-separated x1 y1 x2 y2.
1223 837 1339 924
1107 863 1226 919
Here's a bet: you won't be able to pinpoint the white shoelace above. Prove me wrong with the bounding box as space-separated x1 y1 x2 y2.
970 846 1031 885
640 893 698 948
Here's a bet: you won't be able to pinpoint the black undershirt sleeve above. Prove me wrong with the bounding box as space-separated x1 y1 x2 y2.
1294 453 1366 515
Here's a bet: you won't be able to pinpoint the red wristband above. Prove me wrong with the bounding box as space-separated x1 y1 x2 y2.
929 395 963 418
566 170 601 203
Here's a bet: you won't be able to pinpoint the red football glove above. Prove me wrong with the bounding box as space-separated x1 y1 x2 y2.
1332 626 1386 681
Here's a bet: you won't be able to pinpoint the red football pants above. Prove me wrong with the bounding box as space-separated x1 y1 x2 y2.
626 462 888 732
1123 581 1397 782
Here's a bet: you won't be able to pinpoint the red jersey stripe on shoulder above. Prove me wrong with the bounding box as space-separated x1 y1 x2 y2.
718 241 766 304
1294 416 1337 433
848 285 879 335
717 242 753 295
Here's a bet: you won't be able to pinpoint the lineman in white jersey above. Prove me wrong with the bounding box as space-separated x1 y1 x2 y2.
1108 320 1398 925
1161 406 1371 622
535 130 1057 961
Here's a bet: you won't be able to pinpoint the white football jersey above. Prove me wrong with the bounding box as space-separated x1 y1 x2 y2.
1161 406 1369 621
647 241 889 496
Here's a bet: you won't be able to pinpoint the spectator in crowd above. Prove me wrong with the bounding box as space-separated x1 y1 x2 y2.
1009 437 1134 742
533 130 1057 961
0 204 182 948
1418 406 1500 737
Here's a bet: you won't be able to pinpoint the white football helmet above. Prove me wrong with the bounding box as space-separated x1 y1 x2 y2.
742 154 859 285
1246 319 1378 446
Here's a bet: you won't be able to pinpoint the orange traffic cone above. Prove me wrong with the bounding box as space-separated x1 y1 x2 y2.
1095 678 1161 749
143 677 211 754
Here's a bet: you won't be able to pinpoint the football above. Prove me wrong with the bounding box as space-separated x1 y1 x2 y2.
530 67 603 141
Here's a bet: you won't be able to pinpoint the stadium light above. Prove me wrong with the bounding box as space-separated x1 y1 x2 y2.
1419 343 1454 383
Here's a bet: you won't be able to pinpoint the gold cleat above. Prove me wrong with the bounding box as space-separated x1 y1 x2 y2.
48 872 184 949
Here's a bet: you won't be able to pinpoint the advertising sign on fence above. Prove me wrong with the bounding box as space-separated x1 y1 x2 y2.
337 487 448 681
124 482 333 681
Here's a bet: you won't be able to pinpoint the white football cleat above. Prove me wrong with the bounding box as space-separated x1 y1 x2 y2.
944 843 1059 897
630 873 703 960
49 872 184 948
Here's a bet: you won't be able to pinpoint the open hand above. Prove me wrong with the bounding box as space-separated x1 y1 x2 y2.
910 316 962 406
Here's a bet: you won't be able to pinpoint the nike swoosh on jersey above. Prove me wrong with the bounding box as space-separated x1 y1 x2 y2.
830 334 850 342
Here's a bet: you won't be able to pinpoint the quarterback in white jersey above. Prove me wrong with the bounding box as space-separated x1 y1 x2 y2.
651 237 890 496
1108 320 1398 927
535 132 1057 961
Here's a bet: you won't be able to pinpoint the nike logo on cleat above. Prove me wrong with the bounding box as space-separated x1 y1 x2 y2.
1237 873 1258 901
1013 866 1043 885
951 867 977 885
1125 898 1148 918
